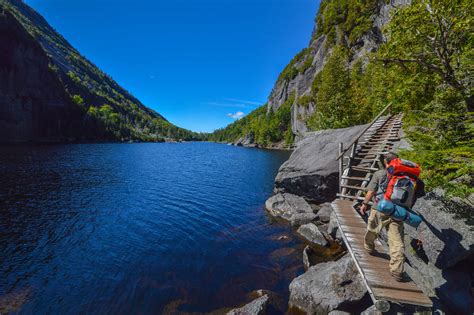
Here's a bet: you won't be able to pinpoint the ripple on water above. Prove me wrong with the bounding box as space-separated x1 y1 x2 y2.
0 143 295 313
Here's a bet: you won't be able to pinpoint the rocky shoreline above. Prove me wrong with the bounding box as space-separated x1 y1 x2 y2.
225 123 473 314
227 134 293 151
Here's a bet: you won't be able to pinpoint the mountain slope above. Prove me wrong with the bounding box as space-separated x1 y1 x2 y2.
0 0 200 142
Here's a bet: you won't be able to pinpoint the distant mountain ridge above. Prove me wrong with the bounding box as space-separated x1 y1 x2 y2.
0 0 200 142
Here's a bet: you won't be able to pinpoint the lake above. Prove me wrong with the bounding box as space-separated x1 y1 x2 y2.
0 142 303 314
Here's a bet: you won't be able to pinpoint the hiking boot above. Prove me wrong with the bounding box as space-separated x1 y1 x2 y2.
365 248 376 256
391 272 404 282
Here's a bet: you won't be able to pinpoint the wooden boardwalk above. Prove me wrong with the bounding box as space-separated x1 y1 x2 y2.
333 106 433 311
332 199 432 309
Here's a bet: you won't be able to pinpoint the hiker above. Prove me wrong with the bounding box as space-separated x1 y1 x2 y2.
359 152 425 282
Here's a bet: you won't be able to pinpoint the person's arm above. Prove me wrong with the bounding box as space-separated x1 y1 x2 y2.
359 171 381 215
359 191 375 215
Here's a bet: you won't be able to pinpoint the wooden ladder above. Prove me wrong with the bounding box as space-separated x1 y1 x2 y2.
333 105 433 312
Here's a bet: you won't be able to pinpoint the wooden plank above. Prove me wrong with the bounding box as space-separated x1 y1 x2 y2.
341 176 371 181
351 166 378 172
352 157 378 161
331 199 433 309
336 103 392 160
373 288 433 307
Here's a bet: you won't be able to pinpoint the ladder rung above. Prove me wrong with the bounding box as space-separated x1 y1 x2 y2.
352 166 379 172
357 151 389 155
362 135 399 140
341 176 371 181
352 157 377 161
361 143 392 149
336 193 365 201
341 185 368 191
364 140 395 144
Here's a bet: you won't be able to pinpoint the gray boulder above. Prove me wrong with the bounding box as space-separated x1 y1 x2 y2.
406 189 473 269
327 211 339 238
335 229 343 243
235 134 254 147
265 193 316 227
403 189 474 314
302 246 311 271
297 223 329 247
360 305 382 315
289 255 367 314
226 294 269 315
274 124 368 203
317 202 333 223
327 211 344 243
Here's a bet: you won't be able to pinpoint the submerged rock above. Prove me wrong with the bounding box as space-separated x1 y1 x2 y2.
274 124 368 203
289 255 367 314
297 223 328 247
265 193 316 227
226 293 269 315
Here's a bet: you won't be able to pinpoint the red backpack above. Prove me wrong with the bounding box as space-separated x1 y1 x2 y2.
384 158 421 208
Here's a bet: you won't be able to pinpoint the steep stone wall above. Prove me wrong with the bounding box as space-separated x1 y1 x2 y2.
266 0 411 140
0 8 79 142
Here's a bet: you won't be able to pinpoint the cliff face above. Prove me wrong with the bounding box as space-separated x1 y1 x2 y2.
208 0 412 147
0 8 80 141
267 0 410 140
0 0 198 142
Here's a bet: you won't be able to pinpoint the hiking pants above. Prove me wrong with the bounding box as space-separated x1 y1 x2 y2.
364 209 405 275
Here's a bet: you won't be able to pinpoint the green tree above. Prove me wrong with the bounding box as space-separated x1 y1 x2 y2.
378 0 473 110
309 45 352 129
72 94 84 106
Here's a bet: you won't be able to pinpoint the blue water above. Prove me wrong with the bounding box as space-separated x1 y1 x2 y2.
0 142 301 314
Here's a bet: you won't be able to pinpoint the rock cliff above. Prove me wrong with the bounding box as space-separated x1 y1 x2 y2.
267 0 411 140
0 7 80 141
208 0 412 146
274 124 367 203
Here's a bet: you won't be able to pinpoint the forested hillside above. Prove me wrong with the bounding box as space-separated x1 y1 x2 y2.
209 0 473 196
0 0 201 142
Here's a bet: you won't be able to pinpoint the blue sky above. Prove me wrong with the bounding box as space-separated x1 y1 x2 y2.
26 0 319 132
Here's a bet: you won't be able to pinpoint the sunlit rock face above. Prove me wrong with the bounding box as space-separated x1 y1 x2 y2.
266 0 411 140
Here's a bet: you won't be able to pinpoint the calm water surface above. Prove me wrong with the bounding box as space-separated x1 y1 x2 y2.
0 142 303 314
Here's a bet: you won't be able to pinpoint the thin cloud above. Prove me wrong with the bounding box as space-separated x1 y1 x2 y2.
223 98 263 106
227 111 245 119
204 102 252 108
149 75 156 80
203 97 264 109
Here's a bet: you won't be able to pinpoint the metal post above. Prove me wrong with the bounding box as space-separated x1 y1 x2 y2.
338 142 343 193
